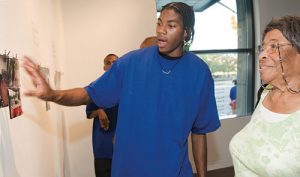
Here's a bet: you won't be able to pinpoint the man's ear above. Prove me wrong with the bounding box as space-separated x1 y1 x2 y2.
183 29 188 41
183 29 189 42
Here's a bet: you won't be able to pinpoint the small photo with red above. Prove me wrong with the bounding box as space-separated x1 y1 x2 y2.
8 88 23 119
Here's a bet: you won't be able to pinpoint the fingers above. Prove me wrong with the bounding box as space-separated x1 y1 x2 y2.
22 57 41 96
23 90 38 97
22 60 42 88
97 109 110 130
21 56 52 100
22 57 41 79
23 56 38 68
22 57 40 76
102 120 109 131
99 117 110 131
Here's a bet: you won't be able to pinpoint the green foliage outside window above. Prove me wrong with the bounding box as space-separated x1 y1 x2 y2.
200 54 237 80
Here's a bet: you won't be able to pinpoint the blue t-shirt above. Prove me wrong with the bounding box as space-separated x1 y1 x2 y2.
230 86 237 100
85 46 220 177
86 103 118 159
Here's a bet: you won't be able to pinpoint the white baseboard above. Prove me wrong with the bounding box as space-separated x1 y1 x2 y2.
207 158 233 171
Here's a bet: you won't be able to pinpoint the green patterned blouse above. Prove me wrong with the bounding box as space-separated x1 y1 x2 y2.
230 92 300 177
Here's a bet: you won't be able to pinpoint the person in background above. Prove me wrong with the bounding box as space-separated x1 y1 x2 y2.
86 54 118 177
23 2 220 177
229 79 237 114
87 37 158 177
230 15 300 177
140 36 157 48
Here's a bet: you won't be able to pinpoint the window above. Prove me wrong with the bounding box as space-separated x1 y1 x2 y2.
156 0 255 119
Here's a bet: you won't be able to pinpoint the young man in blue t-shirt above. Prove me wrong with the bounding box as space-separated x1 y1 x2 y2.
86 54 118 177
23 2 220 177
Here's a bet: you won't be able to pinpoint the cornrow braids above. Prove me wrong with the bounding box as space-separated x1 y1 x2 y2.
161 2 195 44
263 15 300 53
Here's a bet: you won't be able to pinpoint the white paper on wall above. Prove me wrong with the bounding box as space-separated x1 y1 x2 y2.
0 107 20 177
38 66 50 111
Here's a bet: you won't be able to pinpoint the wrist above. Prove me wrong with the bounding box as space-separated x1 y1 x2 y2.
47 89 57 102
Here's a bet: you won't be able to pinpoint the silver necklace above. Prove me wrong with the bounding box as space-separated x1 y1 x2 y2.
158 58 181 75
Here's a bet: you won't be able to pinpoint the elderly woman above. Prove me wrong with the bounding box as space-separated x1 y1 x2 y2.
230 15 300 177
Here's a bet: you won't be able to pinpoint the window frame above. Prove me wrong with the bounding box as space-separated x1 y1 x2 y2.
190 0 255 117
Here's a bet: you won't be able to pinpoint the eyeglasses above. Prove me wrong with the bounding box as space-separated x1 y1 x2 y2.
257 42 292 54
259 42 300 94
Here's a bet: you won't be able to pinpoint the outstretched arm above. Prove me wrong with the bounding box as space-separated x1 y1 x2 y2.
192 133 207 177
23 56 91 106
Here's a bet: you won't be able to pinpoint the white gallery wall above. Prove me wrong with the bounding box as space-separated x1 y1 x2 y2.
1 0 300 177
0 0 156 177
59 0 157 177
0 0 67 177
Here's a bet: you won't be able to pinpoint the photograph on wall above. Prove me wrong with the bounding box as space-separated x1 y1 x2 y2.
39 66 51 111
8 88 23 119
54 71 62 89
7 57 21 88
0 55 9 108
